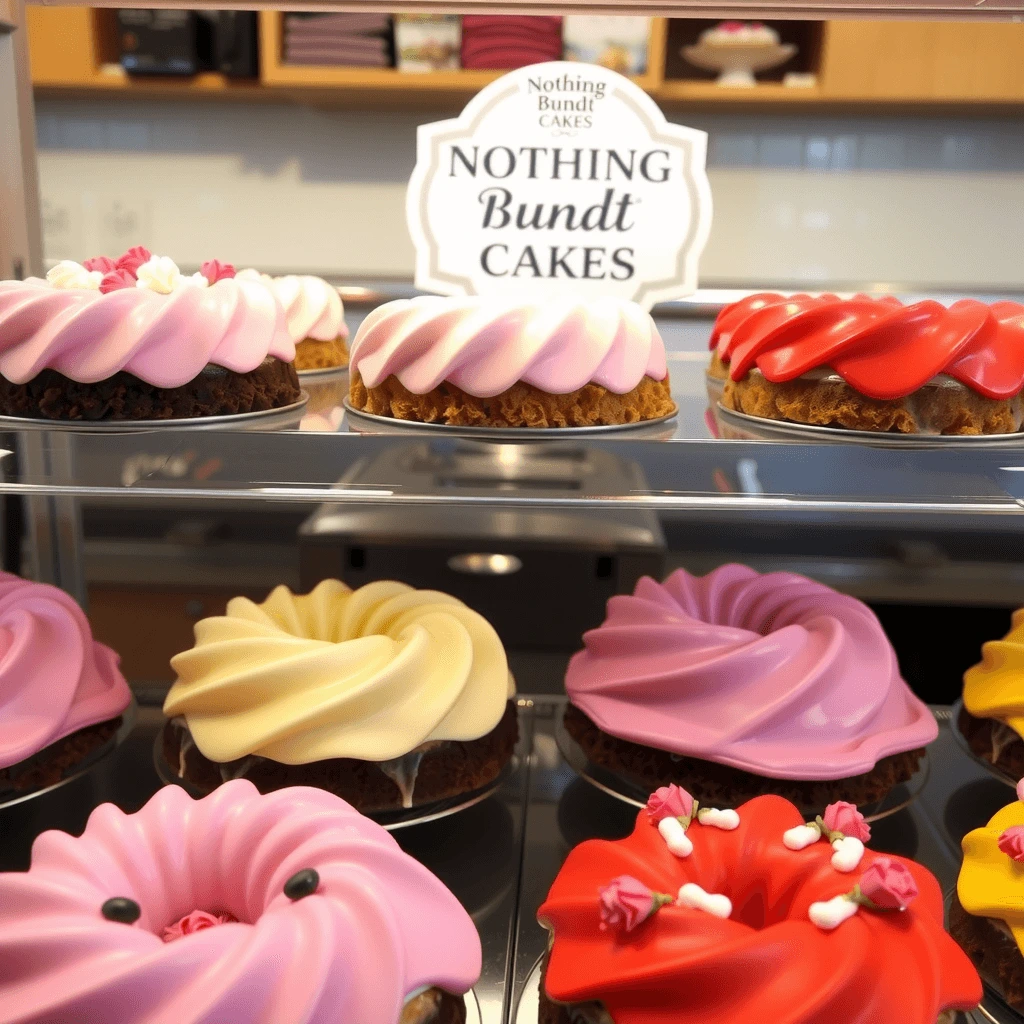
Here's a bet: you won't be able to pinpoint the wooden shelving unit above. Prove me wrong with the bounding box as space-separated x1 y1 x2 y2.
25 8 1024 106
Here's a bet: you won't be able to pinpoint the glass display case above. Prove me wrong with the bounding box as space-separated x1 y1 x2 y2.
2 1 1024 1022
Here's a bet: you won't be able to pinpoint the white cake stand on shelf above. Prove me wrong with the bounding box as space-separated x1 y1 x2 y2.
682 42 797 87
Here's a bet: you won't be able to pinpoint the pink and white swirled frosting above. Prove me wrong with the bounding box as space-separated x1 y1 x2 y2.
0 572 129 770
350 295 667 397
0 277 295 388
565 564 937 780
0 780 481 1023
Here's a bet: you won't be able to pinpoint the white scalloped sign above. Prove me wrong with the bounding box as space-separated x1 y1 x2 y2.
406 61 712 311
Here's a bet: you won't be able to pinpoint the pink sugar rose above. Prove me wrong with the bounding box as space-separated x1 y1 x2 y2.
162 909 236 942
719 21 744 31
646 784 694 824
822 801 871 843
999 825 1024 863
599 876 669 933
200 259 236 284
98 269 137 294
858 857 919 911
83 255 116 273
1016 777 1024 803
115 245 152 276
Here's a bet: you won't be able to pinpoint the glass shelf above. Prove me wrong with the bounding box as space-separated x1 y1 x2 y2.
0 355 1022 525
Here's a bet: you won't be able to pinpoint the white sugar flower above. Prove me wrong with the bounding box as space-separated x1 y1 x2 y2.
135 255 182 294
173 272 210 290
46 260 102 290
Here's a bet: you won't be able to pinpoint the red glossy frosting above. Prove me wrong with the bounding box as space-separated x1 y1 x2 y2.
538 794 981 1023
710 292 1024 401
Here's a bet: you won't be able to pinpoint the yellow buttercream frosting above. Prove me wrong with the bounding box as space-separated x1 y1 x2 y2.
959 798 1024 957
163 579 515 764
963 608 1024 739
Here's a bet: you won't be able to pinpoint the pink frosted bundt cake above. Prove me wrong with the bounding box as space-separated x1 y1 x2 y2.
564 563 938 809
0 779 480 1023
537 787 981 1023
0 571 130 793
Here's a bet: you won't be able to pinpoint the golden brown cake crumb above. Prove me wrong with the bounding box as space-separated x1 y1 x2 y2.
723 372 1022 435
350 370 675 428
707 351 729 381
294 337 349 371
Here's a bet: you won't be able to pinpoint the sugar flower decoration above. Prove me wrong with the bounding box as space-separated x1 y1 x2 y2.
1017 777 1024 803
162 910 236 943
999 825 1024 862
598 875 673 933
116 245 152 276
136 256 183 294
99 269 137 294
201 259 236 284
808 856 919 930
46 260 102 291
783 801 870 872
645 785 739 859
83 255 117 273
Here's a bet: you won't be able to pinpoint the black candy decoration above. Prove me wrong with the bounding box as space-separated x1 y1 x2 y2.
284 868 320 901
101 897 141 924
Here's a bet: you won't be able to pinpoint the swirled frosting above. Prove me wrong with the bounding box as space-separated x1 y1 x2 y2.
0 572 130 769
540 793 981 1023
163 579 514 764
0 276 295 387
565 564 936 780
709 292 1024 400
963 608 1024 739
959 794 1024 957
238 271 348 343
0 779 481 1022
350 295 667 397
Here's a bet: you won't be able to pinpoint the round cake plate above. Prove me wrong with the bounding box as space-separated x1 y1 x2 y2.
715 404 1024 448
554 706 929 823
949 700 1018 789
0 395 309 433
342 399 679 440
297 366 349 381
0 697 137 811
154 734 514 832
944 889 1022 1024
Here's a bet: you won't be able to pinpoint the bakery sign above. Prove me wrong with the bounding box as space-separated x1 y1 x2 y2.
406 61 712 311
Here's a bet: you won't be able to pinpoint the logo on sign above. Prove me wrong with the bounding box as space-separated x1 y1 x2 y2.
407 61 712 310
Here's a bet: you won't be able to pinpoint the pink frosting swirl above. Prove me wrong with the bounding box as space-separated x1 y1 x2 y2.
350 295 667 397
0 572 129 769
565 564 937 780
0 277 295 388
0 780 481 1022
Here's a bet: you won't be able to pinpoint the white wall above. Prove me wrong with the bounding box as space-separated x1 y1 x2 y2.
34 98 1024 291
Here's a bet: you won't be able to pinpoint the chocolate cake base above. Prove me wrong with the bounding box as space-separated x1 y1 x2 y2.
0 359 300 421
402 988 467 1024
163 700 519 813
957 705 1024 780
564 703 925 810
350 370 676 428
0 717 121 794
722 372 1021 435
295 337 349 371
950 891 1024 1011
